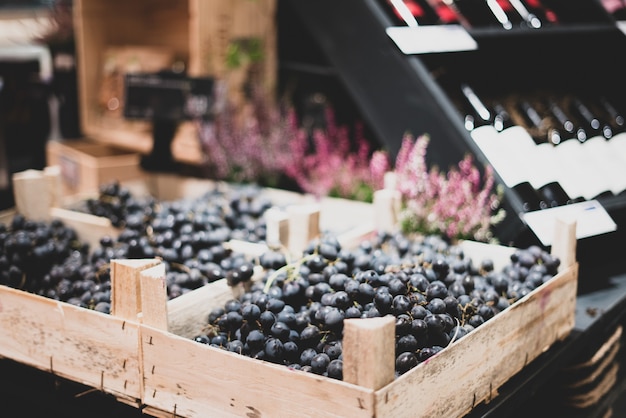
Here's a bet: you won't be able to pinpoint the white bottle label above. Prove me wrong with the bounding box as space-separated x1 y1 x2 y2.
555 140 605 200
583 136 626 195
527 142 560 190
470 125 527 188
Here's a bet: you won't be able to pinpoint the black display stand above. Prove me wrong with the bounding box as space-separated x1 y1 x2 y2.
277 0 626 278
276 2 626 414
123 71 215 173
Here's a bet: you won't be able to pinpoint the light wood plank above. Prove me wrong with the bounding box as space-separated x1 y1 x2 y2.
140 326 374 418
343 315 396 390
286 204 321 256
12 169 52 221
374 263 577 418
0 286 142 400
110 259 162 321
139 263 168 331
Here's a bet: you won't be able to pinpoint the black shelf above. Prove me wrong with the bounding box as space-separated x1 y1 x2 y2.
466 268 626 417
277 2 626 414
277 0 626 272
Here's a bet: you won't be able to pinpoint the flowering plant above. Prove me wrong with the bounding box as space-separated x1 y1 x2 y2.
283 108 387 202
393 133 505 243
196 87 296 187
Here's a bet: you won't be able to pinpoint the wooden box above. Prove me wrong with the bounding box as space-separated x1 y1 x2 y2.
73 0 277 165
46 139 145 197
0 208 163 406
137 220 578 418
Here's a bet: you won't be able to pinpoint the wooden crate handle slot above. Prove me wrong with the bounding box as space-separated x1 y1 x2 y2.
550 218 577 272
110 258 163 321
343 315 396 390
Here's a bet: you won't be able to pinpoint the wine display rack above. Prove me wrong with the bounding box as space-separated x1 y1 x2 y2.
277 0 626 280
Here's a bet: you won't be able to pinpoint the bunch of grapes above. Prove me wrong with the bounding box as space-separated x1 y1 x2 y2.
195 231 560 379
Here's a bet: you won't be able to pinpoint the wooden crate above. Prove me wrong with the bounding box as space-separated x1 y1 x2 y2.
0 211 163 406
137 219 578 418
48 170 376 256
73 0 277 165
46 139 145 197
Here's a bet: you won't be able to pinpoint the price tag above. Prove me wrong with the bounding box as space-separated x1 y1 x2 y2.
523 200 617 246
385 25 478 54
617 21 626 36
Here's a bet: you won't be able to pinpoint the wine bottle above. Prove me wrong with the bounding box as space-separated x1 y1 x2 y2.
453 94 489 131
543 98 620 200
460 83 492 124
518 101 561 145
520 0 559 24
572 98 613 140
549 100 586 142
599 96 625 133
492 101 514 132
452 0 510 27
572 97 626 196
598 97 626 195
385 0 440 26
471 126 546 211
499 0 541 28
486 0 515 29
516 100 578 206
508 0 542 27
459 86 546 211
425 0 471 26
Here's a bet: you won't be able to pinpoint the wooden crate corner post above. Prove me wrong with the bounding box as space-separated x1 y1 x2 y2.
12 168 59 221
110 258 163 322
264 206 289 248
550 217 578 273
286 204 321 257
343 315 396 390
372 171 402 234
138 263 169 331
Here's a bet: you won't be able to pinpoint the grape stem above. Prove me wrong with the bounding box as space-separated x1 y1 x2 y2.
262 253 317 294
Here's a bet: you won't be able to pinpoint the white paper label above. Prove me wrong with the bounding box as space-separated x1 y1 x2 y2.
554 140 607 200
385 25 478 54
523 200 617 246
582 136 626 195
470 125 527 187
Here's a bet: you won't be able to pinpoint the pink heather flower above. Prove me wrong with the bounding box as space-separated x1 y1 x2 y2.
196 86 298 186
394 134 504 243
283 107 382 201
369 150 390 190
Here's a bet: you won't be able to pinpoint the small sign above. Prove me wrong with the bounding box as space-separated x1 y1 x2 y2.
124 73 215 121
523 200 617 246
385 25 478 54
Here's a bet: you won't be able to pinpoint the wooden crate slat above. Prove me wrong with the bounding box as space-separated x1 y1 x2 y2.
373 262 578 418
50 207 117 251
111 259 163 321
343 315 396 390
0 286 142 400
140 327 375 418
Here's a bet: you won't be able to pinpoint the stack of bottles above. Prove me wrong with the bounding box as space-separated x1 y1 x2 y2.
455 83 626 212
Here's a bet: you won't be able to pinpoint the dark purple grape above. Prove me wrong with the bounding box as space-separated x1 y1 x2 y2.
396 352 418 375
327 359 343 380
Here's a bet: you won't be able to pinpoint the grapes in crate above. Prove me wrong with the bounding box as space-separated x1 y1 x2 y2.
194 231 560 379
